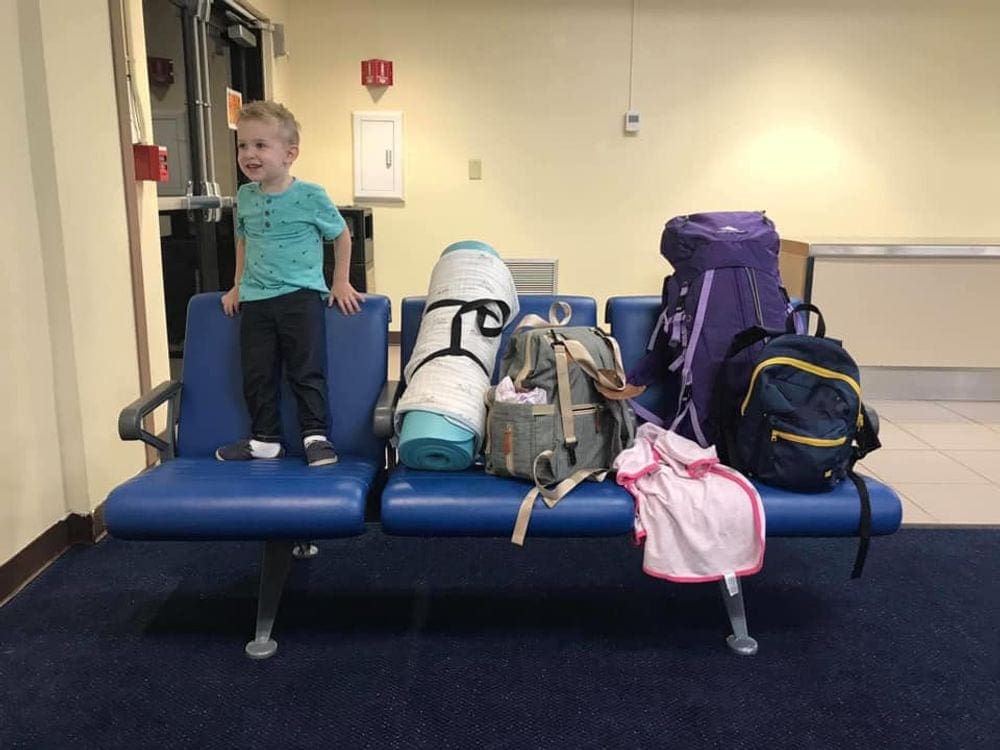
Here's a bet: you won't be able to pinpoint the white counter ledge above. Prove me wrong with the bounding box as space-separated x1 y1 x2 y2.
778 239 1000 400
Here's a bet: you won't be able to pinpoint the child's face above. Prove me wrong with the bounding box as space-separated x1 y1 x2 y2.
236 117 298 186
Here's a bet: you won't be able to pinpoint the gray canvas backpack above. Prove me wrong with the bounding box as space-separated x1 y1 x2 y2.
484 303 642 544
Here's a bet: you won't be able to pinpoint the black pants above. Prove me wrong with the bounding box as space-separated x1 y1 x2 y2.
240 289 328 442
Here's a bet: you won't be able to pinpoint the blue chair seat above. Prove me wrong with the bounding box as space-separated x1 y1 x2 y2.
381 467 901 539
381 466 635 537
754 474 901 537
385 295 623 537
605 295 903 539
105 456 378 540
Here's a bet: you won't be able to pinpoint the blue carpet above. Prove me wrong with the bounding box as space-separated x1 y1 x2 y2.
0 528 997 749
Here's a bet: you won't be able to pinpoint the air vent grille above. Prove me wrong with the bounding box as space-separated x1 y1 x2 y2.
502 258 558 294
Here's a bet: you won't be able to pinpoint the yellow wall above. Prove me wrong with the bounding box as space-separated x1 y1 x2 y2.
38 0 149 512
2 0 67 565
2 0 158 566
281 0 1000 317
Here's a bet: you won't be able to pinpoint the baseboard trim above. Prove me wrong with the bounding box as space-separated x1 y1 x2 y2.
0 503 106 606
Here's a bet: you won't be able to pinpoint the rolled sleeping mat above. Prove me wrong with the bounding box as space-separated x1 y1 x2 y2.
397 410 477 471
395 240 519 470
398 242 497 469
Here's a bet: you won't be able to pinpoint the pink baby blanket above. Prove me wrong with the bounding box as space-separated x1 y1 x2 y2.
614 423 765 582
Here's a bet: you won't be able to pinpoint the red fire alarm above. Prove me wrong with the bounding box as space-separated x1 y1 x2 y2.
361 58 393 86
133 144 169 182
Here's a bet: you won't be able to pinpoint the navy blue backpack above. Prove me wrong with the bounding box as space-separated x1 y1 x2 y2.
629 211 794 447
719 303 882 577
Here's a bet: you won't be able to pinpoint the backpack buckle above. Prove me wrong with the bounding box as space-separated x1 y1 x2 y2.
566 440 578 465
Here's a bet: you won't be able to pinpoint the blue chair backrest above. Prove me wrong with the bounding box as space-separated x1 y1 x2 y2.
605 296 663 419
400 295 598 384
176 292 390 461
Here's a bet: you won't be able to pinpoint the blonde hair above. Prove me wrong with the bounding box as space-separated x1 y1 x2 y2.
237 100 301 145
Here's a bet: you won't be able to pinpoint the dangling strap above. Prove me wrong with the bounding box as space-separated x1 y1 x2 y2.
847 467 872 579
511 450 607 545
669 270 714 445
648 307 670 351
848 403 881 578
511 487 542 546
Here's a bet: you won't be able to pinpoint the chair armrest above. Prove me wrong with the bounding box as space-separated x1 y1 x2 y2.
373 380 400 438
866 405 880 436
118 380 182 458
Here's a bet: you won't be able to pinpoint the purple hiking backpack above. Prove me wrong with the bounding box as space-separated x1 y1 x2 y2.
629 211 793 447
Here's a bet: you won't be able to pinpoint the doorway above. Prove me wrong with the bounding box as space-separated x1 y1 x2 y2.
142 0 265 375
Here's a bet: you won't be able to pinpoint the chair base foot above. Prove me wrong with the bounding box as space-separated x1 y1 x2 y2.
292 542 318 560
726 634 759 656
245 638 278 660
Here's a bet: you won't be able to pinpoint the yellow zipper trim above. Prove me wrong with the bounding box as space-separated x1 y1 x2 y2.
742 357 864 428
771 429 847 447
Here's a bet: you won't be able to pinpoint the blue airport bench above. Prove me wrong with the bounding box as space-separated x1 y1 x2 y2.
376 294 903 655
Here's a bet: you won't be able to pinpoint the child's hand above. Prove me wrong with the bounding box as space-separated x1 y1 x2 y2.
221 286 240 316
329 280 365 315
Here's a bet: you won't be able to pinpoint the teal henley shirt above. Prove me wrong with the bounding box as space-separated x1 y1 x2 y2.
235 179 347 302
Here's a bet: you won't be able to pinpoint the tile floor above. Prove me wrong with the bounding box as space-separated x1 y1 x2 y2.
857 400 1000 526
389 348 998 526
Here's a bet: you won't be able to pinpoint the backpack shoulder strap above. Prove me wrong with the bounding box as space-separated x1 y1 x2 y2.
725 326 784 360
556 336 631 394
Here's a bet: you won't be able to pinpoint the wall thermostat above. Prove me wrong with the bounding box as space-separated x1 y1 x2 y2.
624 110 640 133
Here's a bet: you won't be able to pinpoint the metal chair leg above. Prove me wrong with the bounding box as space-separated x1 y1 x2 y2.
292 541 318 559
719 575 759 656
245 540 294 660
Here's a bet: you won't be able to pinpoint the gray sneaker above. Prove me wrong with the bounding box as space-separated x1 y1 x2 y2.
305 439 339 467
215 439 285 461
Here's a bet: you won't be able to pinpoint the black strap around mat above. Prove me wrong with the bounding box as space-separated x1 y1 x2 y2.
409 298 512 378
